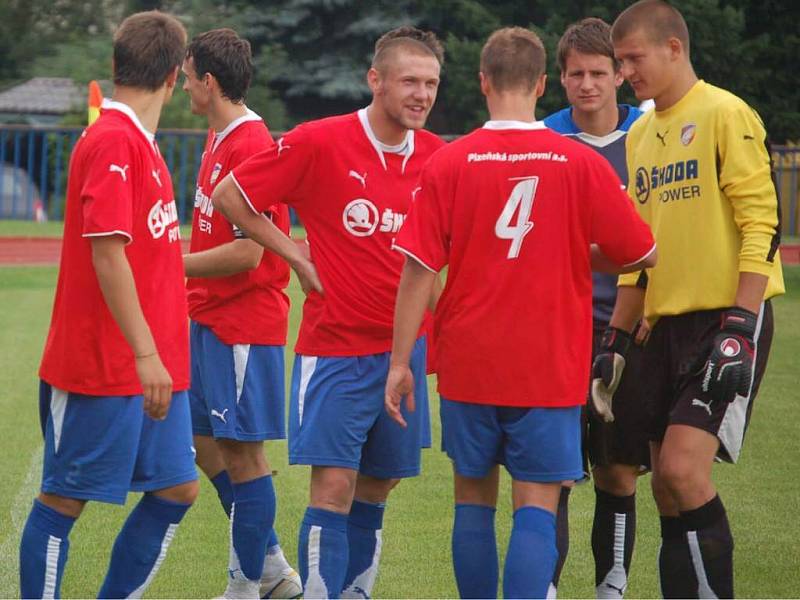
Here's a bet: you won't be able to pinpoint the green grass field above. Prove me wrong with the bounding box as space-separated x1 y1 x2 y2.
0 262 797 598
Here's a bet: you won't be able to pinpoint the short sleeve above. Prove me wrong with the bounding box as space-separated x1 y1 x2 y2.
394 157 451 272
80 135 136 242
587 155 655 267
231 124 317 214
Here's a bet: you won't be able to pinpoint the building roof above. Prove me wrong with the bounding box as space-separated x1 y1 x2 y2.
0 77 84 115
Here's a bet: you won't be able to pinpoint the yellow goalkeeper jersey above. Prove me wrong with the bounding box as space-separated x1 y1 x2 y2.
620 80 784 320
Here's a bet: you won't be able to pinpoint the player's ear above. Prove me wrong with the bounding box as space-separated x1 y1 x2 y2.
367 67 381 94
165 65 180 90
535 74 547 99
667 36 683 62
479 72 490 97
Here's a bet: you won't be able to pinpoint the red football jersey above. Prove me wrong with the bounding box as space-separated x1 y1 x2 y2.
186 114 290 345
39 100 189 395
395 121 655 407
232 110 445 356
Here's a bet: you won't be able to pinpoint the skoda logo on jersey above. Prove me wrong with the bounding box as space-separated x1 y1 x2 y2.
681 123 697 146
720 337 741 357
343 199 379 237
634 166 650 204
148 199 180 240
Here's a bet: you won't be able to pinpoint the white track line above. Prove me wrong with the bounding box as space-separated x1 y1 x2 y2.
0 445 43 597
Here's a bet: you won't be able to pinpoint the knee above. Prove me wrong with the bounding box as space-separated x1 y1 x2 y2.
592 464 639 497
311 469 357 512
157 480 200 506
656 454 697 497
356 475 400 504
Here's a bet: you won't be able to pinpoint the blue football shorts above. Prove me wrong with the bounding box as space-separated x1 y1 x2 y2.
288 336 431 478
440 397 583 482
39 380 197 505
189 321 286 442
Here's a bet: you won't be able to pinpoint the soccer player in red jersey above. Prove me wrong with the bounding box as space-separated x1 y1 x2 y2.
385 27 656 598
212 27 445 598
180 29 301 599
20 12 198 599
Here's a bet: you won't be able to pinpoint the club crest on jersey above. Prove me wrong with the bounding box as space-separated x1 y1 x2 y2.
720 337 741 357
681 123 697 146
148 199 180 241
343 199 379 237
210 162 223 185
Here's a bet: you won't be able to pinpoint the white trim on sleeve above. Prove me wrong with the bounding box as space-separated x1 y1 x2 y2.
392 244 438 273
82 230 133 244
622 242 657 268
229 172 261 215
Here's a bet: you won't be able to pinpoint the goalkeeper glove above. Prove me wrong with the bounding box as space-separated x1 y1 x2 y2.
701 307 757 405
590 327 632 423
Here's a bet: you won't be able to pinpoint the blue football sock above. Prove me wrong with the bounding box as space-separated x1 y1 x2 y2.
210 470 234 517
452 504 498 599
231 475 276 581
503 506 558 600
212 470 282 555
298 507 349 598
98 493 191 599
341 500 385 598
19 499 76 599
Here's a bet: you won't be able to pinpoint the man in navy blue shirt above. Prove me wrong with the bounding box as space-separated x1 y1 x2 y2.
544 17 647 599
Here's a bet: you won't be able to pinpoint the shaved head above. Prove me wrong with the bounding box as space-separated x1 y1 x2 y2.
612 0 690 54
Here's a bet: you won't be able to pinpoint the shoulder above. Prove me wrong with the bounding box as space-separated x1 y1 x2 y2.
627 109 655 141
542 107 578 134
619 104 644 131
415 128 447 151
236 120 274 154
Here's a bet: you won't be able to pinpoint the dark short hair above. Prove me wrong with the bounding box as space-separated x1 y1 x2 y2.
557 18 617 73
480 27 546 94
186 28 253 104
612 0 690 54
372 26 445 72
113 11 187 91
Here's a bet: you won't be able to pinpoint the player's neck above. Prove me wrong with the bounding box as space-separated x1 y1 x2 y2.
654 68 699 111
111 86 168 134
571 103 619 137
486 93 537 124
208 101 248 134
365 103 408 146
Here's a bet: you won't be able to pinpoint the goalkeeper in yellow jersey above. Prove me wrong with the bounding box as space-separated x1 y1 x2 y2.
596 0 785 597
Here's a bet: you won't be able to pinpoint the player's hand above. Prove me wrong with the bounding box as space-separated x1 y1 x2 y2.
136 353 173 420
384 364 415 428
635 318 651 346
701 307 756 405
590 327 632 423
293 257 324 296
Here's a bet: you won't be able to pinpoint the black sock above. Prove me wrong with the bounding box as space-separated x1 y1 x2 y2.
680 495 734 598
551 486 571 589
592 487 636 598
658 515 697 598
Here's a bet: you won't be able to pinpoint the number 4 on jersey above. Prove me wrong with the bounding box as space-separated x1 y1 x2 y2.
495 176 539 259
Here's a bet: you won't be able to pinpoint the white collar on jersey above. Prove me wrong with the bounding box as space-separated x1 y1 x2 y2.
572 129 627 148
101 98 157 145
211 108 262 154
483 119 547 131
357 107 415 173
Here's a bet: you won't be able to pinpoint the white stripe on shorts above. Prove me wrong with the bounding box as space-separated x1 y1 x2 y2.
233 344 250 404
42 535 61 599
50 388 68 453
717 302 764 463
297 356 317 427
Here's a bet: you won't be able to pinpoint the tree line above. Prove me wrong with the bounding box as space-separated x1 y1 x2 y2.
1 0 797 141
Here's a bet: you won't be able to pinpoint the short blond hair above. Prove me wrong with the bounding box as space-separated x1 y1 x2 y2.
480 27 546 93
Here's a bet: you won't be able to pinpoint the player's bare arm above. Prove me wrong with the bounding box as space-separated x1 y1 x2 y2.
183 237 263 278
212 174 323 294
591 243 657 274
428 272 443 311
91 235 172 420
385 257 436 427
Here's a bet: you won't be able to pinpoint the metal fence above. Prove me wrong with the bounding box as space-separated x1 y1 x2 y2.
1 124 800 235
